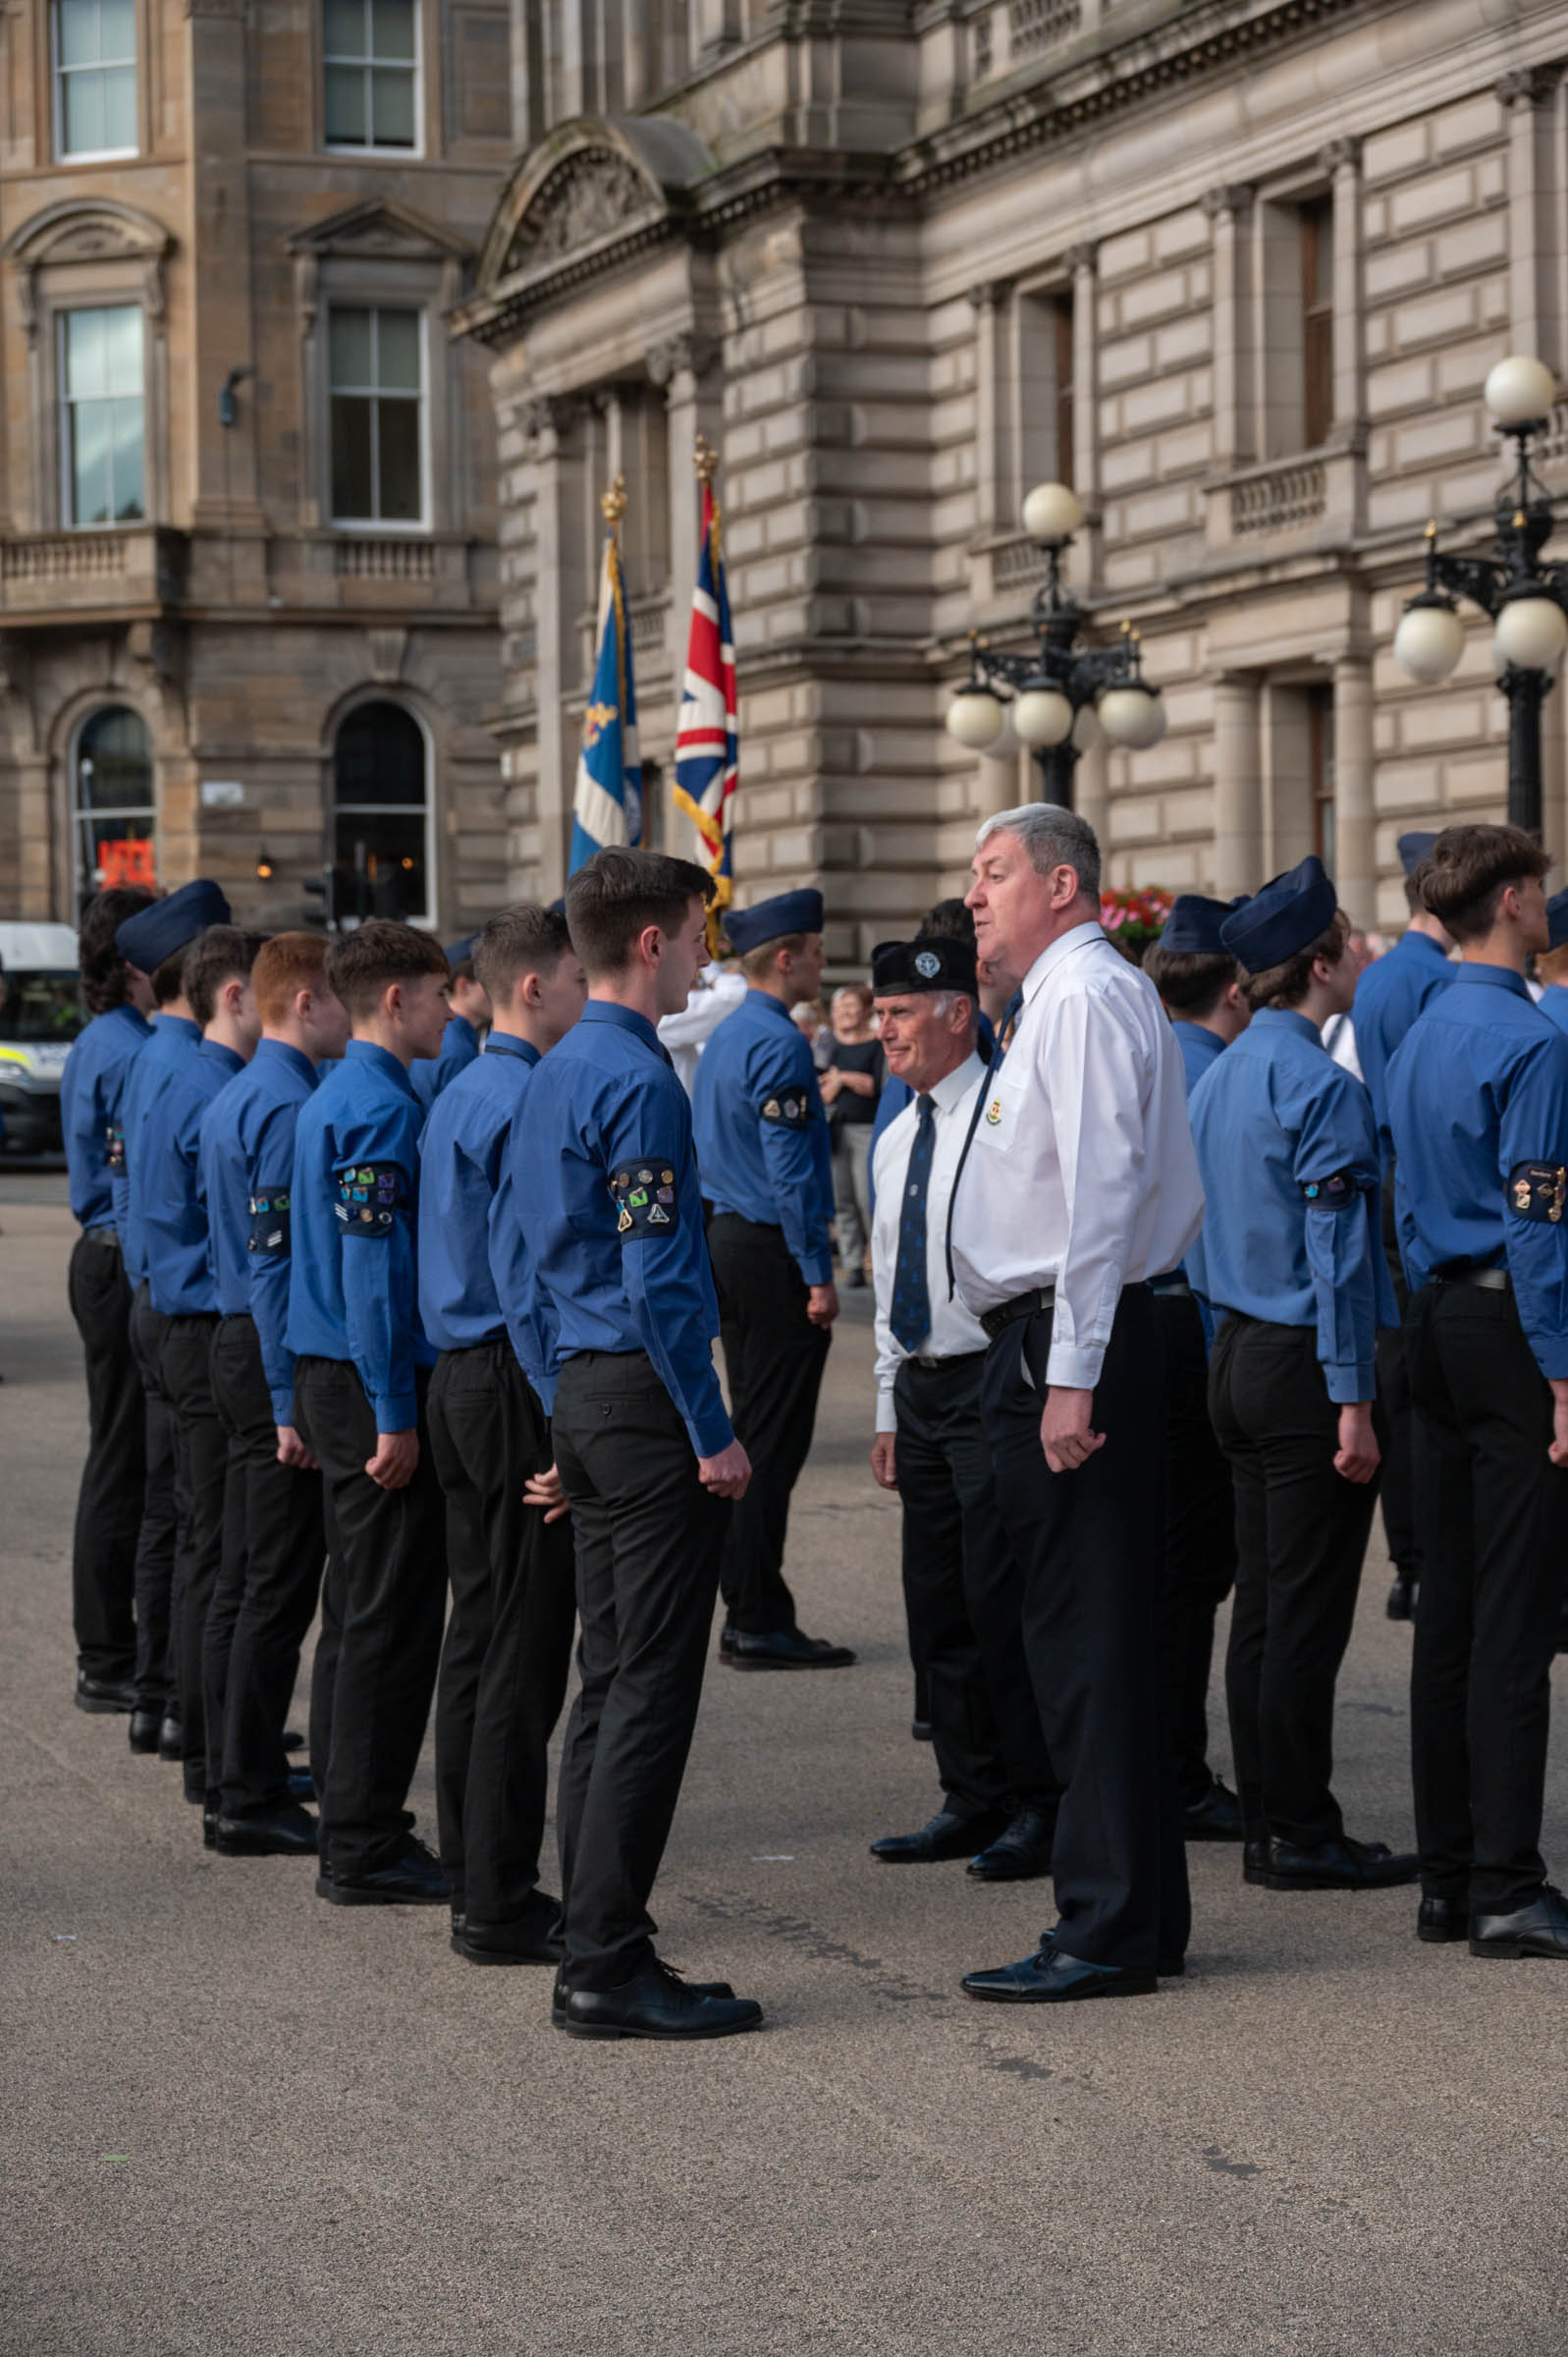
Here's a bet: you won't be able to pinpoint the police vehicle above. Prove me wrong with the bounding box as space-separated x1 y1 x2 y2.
0 922 83 1153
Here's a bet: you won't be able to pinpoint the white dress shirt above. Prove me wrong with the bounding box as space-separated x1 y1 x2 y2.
871 1051 991 1433
1323 1009 1365 1080
657 964 746 1096
950 921 1204 1390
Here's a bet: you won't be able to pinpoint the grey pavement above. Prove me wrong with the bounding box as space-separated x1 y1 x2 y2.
3 1180 1566 2357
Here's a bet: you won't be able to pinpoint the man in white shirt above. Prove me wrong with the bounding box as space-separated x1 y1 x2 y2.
950 803 1205 2005
866 935 1056 1881
657 960 746 1096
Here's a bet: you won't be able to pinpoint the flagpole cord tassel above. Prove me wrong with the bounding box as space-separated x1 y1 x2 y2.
601 474 628 529
693 435 719 485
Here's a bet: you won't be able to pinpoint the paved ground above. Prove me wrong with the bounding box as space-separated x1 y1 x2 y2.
4 1178 1567 2357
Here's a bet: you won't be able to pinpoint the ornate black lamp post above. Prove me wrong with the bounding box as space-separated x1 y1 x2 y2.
945 482 1165 807
1393 356 1568 838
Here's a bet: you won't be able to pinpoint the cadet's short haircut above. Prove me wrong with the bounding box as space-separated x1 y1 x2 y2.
472 904 573 1003
1404 866 1431 914
326 919 449 1019
253 931 333 1028
186 926 268 1029
920 898 978 944
739 931 806 981
975 803 1103 903
1420 823 1551 944
151 945 191 1007
1142 944 1239 1017
79 886 154 1015
450 955 476 985
1242 910 1349 1014
566 847 713 977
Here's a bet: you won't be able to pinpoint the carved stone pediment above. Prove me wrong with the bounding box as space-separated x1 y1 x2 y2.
287 197 472 266
5 199 176 345
504 150 655 277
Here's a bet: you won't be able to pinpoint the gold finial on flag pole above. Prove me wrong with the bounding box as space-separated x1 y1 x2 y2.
694 435 719 485
601 474 627 528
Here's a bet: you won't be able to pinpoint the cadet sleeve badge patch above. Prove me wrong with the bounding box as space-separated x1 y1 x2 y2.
1508 1161 1568 1223
247 1190 291 1257
334 1162 406 1238
611 1164 677 1237
760 1089 809 1126
1301 1170 1358 1208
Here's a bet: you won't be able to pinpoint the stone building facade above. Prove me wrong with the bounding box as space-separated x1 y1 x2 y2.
0 0 513 932
459 0 1568 959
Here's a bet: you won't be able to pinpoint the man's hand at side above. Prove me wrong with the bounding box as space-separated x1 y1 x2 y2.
365 1428 418 1490
276 1423 319 1470
1040 1386 1105 1475
524 1461 570 1523
806 1282 839 1329
869 1432 897 1490
1333 1401 1379 1484
699 1439 752 1500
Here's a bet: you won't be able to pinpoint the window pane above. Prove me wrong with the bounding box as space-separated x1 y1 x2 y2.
70 404 111 524
324 60 365 140
370 0 414 61
368 64 414 145
323 0 363 53
99 0 135 64
329 306 373 391
331 395 375 519
79 706 153 807
58 0 99 69
103 304 142 396
101 61 135 146
65 308 106 399
61 67 105 155
335 702 426 805
110 400 144 520
376 398 421 521
374 309 420 393
335 812 427 919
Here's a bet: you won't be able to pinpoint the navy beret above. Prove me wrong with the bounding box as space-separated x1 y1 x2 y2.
1219 855 1338 973
1546 887 1568 953
115 878 232 974
1397 831 1439 878
1159 895 1246 957
726 889 824 957
871 934 979 997
443 935 477 965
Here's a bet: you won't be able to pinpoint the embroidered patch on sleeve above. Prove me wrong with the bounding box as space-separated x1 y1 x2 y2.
1508 1161 1568 1224
611 1162 677 1238
334 1162 406 1239
1301 1169 1358 1209
105 1121 126 1178
247 1191 291 1257
760 1088 810 1126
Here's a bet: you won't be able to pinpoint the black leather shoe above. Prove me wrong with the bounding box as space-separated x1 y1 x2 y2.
1181 1780 1245 1841
560 1957 762 2040
202 1802 218 1851
74 1671 137 1715
961 1945 1156 2003
316 1836 448 1907
725 1626 855 1671
718 1623 737 1658
282 1728 304 1752
1256 1834 1420 1891
871 1808 1005 1865
128 1709 161 1754
1417 1895 1468 1944
157 1715 184 1762
1242 1836 1270 1883
911 1718 933 1742
1469 1885 1568 1959
1386 1573 1417 1621
967 1807 1054 1881
286 1768 315 1803
215 1802 318 1857
455 1892 565 1967
550 1960 736 2026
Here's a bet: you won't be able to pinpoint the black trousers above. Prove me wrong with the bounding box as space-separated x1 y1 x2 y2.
1376 1164 1420 1581
428 1339 576 1923
160 1310 227 1797
982 1288 1188 1974
1155 1289 1236 1809
66 1232 142 1681
708 1212 831 1634
294 1357 447 1879
208 1315 326 1818
1209 1315 1379 1848
892 1353 1054 1820
552 1350 730 1992
128 1281 181 1710
1407 1282 1568 1913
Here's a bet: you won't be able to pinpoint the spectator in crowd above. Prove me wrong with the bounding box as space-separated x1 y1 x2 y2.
821 984 884 1288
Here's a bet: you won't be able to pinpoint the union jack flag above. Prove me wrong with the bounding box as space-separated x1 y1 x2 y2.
673 474 736 927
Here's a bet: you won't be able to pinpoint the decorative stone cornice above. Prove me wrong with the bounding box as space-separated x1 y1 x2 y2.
1317 135 1363 173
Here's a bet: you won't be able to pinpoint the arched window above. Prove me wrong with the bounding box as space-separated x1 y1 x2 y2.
75 704 155 896
332 699 430 923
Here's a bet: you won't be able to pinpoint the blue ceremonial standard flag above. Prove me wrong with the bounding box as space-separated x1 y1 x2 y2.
569 493 642 875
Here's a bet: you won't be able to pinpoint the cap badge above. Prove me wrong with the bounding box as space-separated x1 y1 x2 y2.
914 949 941 980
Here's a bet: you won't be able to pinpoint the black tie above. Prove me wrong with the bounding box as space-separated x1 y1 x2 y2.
891 1095 937 1351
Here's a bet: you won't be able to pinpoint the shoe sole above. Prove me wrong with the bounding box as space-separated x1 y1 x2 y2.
1253 1871 1420 1892
961 1971 1158 2003
215 1834 318 1858
1467 1938 1568 1959
726 1657 855 1672
557 2010 763 2041
965 1860 1054 1881
454 1940 562 1967
74 1692 135 1716
128 1731 159 1754
315 1875 447 1906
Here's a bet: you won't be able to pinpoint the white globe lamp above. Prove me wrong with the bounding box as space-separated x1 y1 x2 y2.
1098 685 1165 750
1393 598 1465 685
1493 592 1568 674
946 686 1006 750
1011 685 1075 748
1021 481 1083 544
1484 356 1557 432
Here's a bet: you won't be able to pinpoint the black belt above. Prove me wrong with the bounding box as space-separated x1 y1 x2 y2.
81 1225 120 1248
979 1287 1056 1342
1149 1272 1192 1299
901 1347 987 1373
1434 1266 1510 1292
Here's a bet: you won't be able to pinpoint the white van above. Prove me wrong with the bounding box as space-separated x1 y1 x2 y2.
0 921 83 1153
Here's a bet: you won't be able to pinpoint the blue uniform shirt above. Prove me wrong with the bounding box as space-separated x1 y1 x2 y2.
141 1038 245 1316
197 1039 318 1422
410 1014 480 1112
121 1013 201 1279
1387 963 1568 1379
287 1039 435 1429
60 1004 151 1230
418 1030 539 1355
516 1000 731 1456
1538 982 1568 1042
1351 929 1454 1137
1186 1008 1393 1403
692 988 834 1285
1171 1017 1225 1097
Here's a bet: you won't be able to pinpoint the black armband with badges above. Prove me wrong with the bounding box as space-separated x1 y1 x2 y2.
759 1088 810 1127
105 1120 126 1178
247 1190 291 1257
1301 1170 1358 1210
611 1161 678 1238
1508 1161 1568 1224
335 1162 406 1239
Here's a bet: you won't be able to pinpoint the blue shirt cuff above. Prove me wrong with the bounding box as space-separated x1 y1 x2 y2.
1528 1337 1568 1381
795 1249 834 1288
1325 1359 1376 1405
269 1385 295 1425
372 1387 417 1432
685 1400 735 1458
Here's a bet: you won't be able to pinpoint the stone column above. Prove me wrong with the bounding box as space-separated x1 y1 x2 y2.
1212 673 1262 896
525 395 586 895
1320 137 1365 441
1065 242 1100 584
1497 67 1564 374
1201 186 1255 470
967 280 1010 535
1331 654 1375 927
185 0 262 553
649 332 722 677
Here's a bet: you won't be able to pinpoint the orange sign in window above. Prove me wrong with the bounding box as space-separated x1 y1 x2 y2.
100 838 157 890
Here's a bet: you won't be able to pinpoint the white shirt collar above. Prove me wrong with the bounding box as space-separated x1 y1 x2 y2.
1020 920 1106 1006
919 1048 987 1118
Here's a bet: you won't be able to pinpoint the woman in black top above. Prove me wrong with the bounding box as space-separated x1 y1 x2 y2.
820 984 884 1288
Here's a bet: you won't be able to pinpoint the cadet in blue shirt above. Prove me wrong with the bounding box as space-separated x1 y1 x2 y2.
288 919 452 1906
59 886 154 1717
1142 894 1251 1842
692 886 853 1670
198 932 350 1857
114 878 231 1749
1386 825 1568 1962
1350 830 1456 1623
1535 886 1568 1037
419 904 585 1967
409 935 489 1110
518 848 761 2042
1188 856 1415 1893
142 927 265 1816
